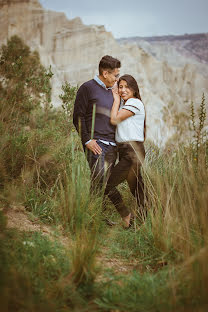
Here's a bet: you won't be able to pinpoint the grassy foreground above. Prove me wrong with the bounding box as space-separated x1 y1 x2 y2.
0 36 208 311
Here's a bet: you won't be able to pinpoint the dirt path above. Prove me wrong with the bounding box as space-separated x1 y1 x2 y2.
3 205 71 248
3 205 140 277
96 248 140 279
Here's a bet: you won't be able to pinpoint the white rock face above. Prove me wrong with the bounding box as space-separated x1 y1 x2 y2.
0 0 207 144
118 36 208 79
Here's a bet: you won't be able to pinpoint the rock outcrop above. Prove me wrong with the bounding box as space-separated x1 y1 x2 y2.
117 33 208 77
0 0 208 144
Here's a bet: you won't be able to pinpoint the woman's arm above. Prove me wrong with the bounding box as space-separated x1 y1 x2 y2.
110 90 134 125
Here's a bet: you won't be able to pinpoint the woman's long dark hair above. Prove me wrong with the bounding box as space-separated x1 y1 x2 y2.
118 74 146 140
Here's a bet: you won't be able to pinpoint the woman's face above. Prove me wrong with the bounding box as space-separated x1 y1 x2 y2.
118 80 134 101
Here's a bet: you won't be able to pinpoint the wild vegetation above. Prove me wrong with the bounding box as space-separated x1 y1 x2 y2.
0 36 208 312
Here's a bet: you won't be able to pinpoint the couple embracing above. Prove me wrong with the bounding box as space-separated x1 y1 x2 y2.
73 55 146 228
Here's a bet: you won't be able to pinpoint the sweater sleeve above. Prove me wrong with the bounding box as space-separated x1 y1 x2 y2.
73 83 91 145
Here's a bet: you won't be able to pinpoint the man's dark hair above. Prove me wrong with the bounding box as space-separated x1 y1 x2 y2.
99 55 121 75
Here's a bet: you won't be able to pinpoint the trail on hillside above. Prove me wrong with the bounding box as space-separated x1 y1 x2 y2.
3 206 141 278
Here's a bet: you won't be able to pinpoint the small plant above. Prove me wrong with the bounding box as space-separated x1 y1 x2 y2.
190 94 207 162
59 81 78 132
59 81 78 116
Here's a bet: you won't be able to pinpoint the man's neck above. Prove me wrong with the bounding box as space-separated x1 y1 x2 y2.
98 75 108 88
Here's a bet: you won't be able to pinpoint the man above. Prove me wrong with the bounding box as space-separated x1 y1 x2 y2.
73 55 125 220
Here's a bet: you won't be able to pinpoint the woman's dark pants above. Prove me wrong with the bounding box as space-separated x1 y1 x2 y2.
105 141 146 218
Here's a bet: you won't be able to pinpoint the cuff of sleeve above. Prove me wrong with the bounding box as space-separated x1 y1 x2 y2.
85 139 92 145
122 105 138 114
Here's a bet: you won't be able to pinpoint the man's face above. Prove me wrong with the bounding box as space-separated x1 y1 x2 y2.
103 68 120 88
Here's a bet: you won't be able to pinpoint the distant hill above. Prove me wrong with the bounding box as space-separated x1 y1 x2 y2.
117 33 208 66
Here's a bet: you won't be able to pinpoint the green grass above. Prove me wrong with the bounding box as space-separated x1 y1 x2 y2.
105 218 177 267
96 269 175 312
0 218 70 311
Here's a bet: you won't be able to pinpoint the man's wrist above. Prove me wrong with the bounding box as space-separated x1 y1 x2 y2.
85 139 92 145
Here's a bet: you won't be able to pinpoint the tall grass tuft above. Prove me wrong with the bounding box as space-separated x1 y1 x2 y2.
70 228 98 287
58 134 104 289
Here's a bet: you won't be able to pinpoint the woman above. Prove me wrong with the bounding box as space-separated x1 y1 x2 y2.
105 74 146 228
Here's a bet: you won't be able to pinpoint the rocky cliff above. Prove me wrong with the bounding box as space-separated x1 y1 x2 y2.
117 33 208 76
0 0 208 144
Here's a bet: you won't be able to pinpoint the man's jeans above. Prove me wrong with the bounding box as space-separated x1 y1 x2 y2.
86 140 117 193
86 141 126 213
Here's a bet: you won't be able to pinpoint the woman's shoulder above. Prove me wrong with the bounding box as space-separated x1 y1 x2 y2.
125 98 144 109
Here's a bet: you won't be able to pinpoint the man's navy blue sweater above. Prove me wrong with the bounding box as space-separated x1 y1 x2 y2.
73 79 116 146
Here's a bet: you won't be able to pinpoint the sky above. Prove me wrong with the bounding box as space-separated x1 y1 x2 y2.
39 0 208 38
